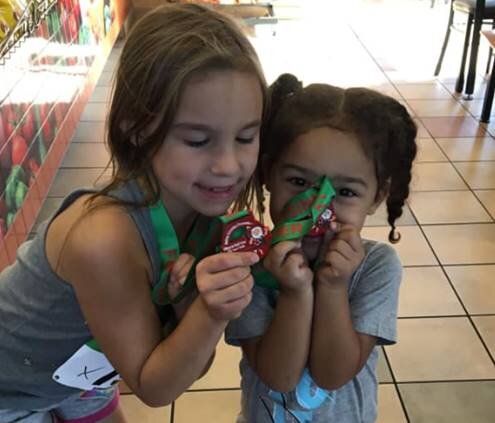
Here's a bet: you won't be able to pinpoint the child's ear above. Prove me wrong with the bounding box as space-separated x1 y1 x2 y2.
368 188 387 215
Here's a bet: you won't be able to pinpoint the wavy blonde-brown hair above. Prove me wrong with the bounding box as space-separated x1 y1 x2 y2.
98 3 267 210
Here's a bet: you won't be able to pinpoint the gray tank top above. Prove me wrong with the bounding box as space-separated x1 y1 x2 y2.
0 180 166 409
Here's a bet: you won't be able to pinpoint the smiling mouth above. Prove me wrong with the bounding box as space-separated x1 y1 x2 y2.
196 183 237 198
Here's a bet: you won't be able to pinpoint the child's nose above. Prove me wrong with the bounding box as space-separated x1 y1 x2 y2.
210 146 241 176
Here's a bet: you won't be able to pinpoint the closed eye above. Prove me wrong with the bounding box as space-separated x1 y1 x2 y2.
184 139 209 147
236 137 255 144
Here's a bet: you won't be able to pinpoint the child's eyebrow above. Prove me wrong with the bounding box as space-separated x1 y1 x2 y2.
282 164 318 179
332 175 368 188
283 165 369 188
172 120 261 131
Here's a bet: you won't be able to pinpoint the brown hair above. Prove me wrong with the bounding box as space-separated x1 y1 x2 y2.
261 74 417 243
97 3 267 209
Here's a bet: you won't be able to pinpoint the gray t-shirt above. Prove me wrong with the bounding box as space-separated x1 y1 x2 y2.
225 240 402 423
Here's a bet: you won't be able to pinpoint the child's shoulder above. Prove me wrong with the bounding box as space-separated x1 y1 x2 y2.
46 194 150 285
360 239 402 274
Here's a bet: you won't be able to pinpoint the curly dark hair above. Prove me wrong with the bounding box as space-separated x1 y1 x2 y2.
260 73 417 243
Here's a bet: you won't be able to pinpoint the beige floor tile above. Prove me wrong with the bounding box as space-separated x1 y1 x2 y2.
399 267 464 317
377 385 407 423
48 168 109 197
386 317 495 381
422 223 495 265
411 163 468 191
394 83 453 100
399 381 495 423
435 137 495 161
370 83 402 99
398 99 415 117
72 121 106 142
415 138 448 162
472 316 495 358
407 99 468 117
377 347 393 383
361 226 437 266
460 98 495 118
413 118 431 138
174 390 241 423
80 102 109 121
454 162 495 189
475 189 495 218
420 116 487 138
364 202 416 227
190 339 241 390
408 191 492 224
61 143 111 168
443 80 488 100
120 394 171 422
445 265 495 314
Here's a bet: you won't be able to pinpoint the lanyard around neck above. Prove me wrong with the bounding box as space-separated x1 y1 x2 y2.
149 201 221 305
148 177 336 299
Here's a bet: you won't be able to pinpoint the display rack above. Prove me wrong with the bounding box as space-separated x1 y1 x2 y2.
0 0 58 64
0 0 129 269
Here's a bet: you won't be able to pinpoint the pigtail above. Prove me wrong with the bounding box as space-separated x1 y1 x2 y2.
260 73 302 154
256 73 303 217
385 104 417 243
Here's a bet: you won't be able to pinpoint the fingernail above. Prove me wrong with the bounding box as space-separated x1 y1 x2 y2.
250 253 260 264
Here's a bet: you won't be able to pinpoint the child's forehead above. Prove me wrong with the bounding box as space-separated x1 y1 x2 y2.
173 70 263 124
278 127 373 176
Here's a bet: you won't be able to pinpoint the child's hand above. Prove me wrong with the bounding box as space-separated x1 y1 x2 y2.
195 252 258 321
316 224 364 288
168 253 196 321
263 241 313 294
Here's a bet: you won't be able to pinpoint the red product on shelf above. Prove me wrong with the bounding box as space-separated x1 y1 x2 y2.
11 134 28 166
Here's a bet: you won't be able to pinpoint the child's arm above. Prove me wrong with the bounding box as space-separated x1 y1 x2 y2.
310 225 376 390
51 204 256 407
241 240 313 392
168 253 214 379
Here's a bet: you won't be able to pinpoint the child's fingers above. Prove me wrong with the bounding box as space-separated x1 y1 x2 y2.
206 291 253 321
264 240 301 270
197 252 259 275
330 223 363 254
201 273 254 305
197 265 253 293
320 249 347 278
171 253 195 286
325 238 355 262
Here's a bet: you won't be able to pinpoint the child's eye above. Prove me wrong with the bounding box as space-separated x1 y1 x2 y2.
236 137 255 144
287 177 309 188
338 188 356 197
184 139 209 147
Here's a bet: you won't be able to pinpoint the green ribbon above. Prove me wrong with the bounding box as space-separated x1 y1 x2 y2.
254 177 336 289
86 178 335 352
149 201 222 305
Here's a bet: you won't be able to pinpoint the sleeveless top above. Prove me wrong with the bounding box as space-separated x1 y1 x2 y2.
0 180 169 409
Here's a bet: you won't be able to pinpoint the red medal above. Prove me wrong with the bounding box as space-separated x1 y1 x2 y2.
220 211 272 259
308 205 336 237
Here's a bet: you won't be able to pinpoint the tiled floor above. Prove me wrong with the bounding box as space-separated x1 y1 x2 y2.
32 0 495 421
